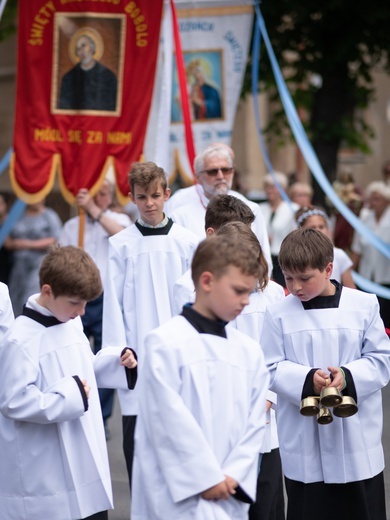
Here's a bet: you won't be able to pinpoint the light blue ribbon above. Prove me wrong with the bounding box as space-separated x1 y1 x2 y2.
253 3 390 300
254 4 390 261
0 147 12 175
0 147 27 247
0 199 26 247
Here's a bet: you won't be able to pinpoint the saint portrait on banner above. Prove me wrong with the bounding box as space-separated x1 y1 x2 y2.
58 27 118 112
186 59 222 120
171 51 224 123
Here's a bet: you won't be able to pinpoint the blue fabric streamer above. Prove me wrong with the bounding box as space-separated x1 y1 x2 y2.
0 147 12 176
0 198 26 247
351 271 390 300
254 3 390 299
254 4 390 262
0 148 26 248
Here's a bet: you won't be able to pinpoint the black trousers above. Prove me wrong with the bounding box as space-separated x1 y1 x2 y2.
249 448 285 520
123 414 137 492
82 293 115 423
285 471 386 520
82 511 108 520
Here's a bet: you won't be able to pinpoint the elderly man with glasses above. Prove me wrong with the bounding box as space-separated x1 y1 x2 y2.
166 144 271 272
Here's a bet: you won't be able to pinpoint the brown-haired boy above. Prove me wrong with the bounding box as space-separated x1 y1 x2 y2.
102 161 199 491
0 245 137 520
261 228 390 520
132 233 270 519
172 193 257 315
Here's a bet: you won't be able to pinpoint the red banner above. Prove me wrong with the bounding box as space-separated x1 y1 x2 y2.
11 0 163 204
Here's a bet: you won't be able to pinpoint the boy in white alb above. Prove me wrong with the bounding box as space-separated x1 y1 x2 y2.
132 234 269 520
295 205 356 288
173 198 285 518
261 228 390 520
0 246 137 520
102 162 199 490
0 281 14 341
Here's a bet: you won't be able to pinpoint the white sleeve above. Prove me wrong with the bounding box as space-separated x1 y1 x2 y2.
0 283 14 343
0 339 85 424
102 239 129 348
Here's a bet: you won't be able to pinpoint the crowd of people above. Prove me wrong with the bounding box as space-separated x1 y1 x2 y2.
0 145 388 520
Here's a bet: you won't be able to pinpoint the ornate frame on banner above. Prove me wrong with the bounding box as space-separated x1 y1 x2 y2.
11 0 163 205
167 3 253 185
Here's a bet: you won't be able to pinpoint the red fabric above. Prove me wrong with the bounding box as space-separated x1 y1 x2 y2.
170 0 196 176
12 0 163 203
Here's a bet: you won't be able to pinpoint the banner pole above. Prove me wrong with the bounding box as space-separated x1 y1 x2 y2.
78 208 85 249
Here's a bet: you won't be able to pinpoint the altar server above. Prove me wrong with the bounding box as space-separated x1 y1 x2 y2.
0 246 137 520
102 161 199 490
0 281 14 341
261 228 390 520
131 233 269 520
217 223 285 520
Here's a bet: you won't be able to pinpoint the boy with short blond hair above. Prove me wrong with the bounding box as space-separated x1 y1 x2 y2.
261 227 390 520
102 161 199 490
0 245 137 520
131 234 270 519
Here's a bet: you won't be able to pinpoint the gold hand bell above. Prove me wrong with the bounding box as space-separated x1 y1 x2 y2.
317 405 333 425
300 377 358 422
300 396 320 416
320 377 343 407
332 396 358 418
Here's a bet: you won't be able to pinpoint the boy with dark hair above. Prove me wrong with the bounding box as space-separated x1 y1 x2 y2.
172 194 256 315
0 245 137 520
132 234 270 519
102 161 199 491
204 193 255 231
261 228 390 520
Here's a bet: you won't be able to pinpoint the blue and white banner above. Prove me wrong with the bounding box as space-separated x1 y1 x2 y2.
144 1 253 183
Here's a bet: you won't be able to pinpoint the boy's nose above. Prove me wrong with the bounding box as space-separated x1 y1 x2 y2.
241 293 250 306
77 304 86 317
292 281 302 293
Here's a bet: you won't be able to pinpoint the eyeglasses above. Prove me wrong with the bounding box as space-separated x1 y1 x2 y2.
201 167 233 176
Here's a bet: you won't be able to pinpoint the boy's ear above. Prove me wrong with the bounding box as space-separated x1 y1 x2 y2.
198 271 214 292
205 227 215 236
164 187 171 201
129 191 135 204
40 284 53 297
325 262 333 279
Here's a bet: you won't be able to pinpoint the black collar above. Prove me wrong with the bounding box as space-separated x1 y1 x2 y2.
22 306 64 327
181 304 227 338
135 218 174 236
301 280 342 310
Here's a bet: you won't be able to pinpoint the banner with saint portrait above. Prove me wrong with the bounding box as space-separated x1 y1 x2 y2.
11 0 163 204
144 2 253 185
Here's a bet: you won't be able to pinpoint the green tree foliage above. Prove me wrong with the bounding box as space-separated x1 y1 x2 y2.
0 0 17 42
245 1 390 201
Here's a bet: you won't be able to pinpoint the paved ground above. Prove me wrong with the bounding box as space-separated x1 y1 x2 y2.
106 382 390 519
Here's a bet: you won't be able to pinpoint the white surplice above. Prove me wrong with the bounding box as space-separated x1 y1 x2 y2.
0 295 133 520
0 282 14 342
102 222 199 415
228 281 285 453
261 287 390 484
131 315 269 520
